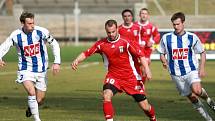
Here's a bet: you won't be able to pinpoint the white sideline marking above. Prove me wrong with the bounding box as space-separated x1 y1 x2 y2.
0 62 100 76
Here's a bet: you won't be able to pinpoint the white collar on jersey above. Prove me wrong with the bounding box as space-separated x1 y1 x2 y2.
122 22 133 28
107 34 120 43
138 20 149 26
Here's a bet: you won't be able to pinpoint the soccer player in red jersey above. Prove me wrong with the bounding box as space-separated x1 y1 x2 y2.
136 8 160 64
135 8 160 84
71 20 157 121
118 9 141 44
118 9 146 90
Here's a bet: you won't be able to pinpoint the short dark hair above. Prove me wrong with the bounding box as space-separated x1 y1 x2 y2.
20 11 34 23
121 9 133 17
171 12 185 23
105 19 117 28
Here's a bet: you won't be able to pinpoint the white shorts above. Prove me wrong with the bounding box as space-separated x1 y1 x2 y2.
16 70 47 91
171 71 201 96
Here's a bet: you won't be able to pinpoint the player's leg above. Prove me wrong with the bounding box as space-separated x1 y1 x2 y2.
36 90 46 106
190 71 215 112
171 74 212 121
187 93 212 121
132 94 156 121
23 80 41 121
192 83 215 112
103 83 118 121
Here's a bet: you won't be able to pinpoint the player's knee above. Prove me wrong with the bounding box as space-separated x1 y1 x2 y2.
103 84 118 98
103 89 114 101
37 97 45 105
132 94 147 102
193 88 202 96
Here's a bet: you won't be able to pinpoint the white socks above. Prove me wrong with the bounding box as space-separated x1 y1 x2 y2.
107 119 113 121
28 96 41 121
192 99 212 121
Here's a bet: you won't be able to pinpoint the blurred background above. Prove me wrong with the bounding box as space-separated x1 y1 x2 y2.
0 0 215 58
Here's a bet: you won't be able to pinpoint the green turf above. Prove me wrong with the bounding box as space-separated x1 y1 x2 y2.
0 45 215 121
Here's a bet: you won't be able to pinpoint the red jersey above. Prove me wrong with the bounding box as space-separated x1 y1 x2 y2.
136 21 160 58
118 23 143 78
118 22 141 43
83 34 144 80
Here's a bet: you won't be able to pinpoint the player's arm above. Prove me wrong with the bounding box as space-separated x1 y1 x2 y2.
71 53 86 70
46 34 61 75
128 42 152 79
157 36 167 69
71 41 100 70
0 37 14 67
199 51 206 78
151 26 160 44
193 34 206 78
160 54 168 69
139 56 152 80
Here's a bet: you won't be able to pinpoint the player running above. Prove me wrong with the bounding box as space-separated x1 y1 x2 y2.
158 12 215 121
0 12 61 121
71 19 157 121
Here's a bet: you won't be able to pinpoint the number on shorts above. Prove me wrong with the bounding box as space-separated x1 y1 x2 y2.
106 78 115 84
20 74 24 81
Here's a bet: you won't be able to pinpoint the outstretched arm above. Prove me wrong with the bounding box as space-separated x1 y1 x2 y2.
199 51 206 78
0 37 14 68
71 53 86 70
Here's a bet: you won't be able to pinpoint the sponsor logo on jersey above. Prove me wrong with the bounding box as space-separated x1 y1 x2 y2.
24 43 40 56
172 48 189 60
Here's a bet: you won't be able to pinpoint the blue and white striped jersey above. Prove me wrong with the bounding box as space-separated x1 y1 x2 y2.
158 31 204 76
0 26 61 72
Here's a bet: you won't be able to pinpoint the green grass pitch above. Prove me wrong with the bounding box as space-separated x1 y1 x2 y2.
0 45 214 121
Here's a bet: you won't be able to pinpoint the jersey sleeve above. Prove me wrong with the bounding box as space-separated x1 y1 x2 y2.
193 34 205 54
0 35 14 60
40 27 61 64
152 26 161 44
83 41 101 57
157 36 166 54
128 41 144 58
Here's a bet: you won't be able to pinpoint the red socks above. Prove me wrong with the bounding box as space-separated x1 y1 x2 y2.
144 105 156 121
103 101 114 120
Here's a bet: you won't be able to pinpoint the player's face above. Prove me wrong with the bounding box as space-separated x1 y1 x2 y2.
122 12 133 25
22 18 35 33
139 10 149 22
106 24 118 41
172 18 185 35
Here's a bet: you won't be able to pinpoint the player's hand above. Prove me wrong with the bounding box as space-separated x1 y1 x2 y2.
52 63 60 75
71 59 79 70
0 60 6 67
144 69 152 80
162 62 168 69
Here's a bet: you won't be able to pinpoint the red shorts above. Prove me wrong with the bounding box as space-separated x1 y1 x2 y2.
103 75 145 95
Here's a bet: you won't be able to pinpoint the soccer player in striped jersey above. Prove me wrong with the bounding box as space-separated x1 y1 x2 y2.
0 12 61 121
158 12 214 121
71 20 156 121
